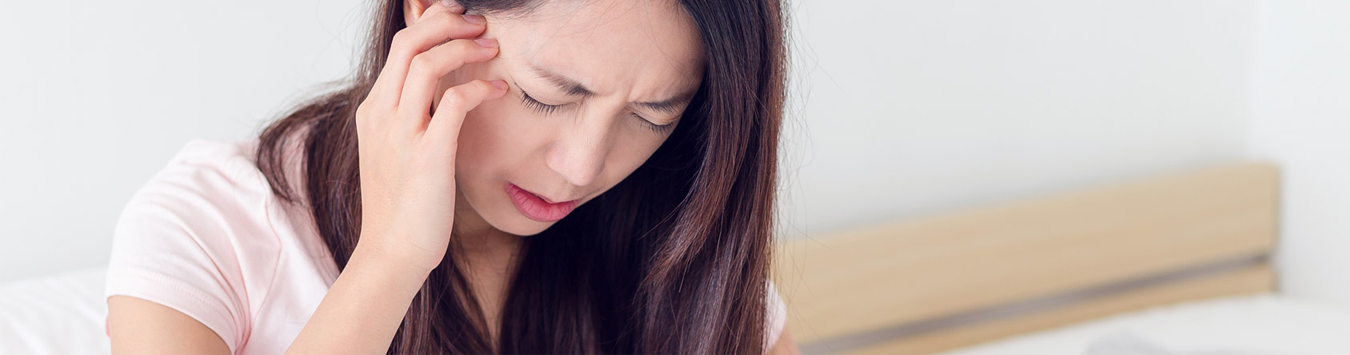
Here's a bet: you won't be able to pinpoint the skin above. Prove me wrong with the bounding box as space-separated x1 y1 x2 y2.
107 0 798 353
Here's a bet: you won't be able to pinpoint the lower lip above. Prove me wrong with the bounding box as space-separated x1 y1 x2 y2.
505 183 579 222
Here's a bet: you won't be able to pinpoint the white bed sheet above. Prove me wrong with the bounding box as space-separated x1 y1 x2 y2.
0 266 110 355
936 294 1350 355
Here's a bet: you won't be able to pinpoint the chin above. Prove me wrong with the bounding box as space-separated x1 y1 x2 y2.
476 199 560 236
491 216 555 237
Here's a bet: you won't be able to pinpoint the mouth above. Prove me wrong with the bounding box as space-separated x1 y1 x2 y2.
505 182 581 222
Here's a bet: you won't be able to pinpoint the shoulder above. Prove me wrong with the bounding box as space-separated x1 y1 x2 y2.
110 139 282 273
121 138 281 224
118 139 274 214
105 138 282 353
148 139 270 196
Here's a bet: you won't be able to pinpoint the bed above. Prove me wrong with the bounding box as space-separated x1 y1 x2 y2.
3 162 1348 354
936 293 1350 355
775 162 1350 354
0 266 110 354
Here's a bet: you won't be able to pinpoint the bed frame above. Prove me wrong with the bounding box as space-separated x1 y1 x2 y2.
774 162 1279 354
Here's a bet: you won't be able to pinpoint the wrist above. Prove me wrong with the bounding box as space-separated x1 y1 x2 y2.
351 242 439 280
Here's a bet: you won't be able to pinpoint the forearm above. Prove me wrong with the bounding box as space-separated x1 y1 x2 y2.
285 243 432 354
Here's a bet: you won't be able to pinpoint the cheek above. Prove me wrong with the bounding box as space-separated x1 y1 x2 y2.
456 99 528 172
440 60 524 170
597 132 671 186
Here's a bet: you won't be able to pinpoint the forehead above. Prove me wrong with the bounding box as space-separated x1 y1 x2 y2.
488 0 705 99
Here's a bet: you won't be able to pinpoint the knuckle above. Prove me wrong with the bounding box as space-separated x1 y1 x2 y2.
442 88 469 108
390 29 416 51
355 102 371 118
408 54 435 75
431 11 456 29
354 104 373 128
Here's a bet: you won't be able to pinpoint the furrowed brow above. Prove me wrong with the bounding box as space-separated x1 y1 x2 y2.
635 94 694 115
528 63 594 97
527 62 695 114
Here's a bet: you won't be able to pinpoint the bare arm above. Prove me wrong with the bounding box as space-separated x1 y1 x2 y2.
104 246 431 355
282 246 431 354
107 296 231 355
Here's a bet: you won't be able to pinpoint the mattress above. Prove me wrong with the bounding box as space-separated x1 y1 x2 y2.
935 293 1350 355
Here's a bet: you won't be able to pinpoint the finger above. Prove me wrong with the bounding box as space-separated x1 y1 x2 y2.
368 7 487 107
397 38 500 128
422 0 458 19
439 0 466 14
423 80 508 146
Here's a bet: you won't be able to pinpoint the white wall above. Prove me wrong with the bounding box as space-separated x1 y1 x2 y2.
1250 0 1350 306
779 0 1254 237
0 0 368 281
0 0 1265 284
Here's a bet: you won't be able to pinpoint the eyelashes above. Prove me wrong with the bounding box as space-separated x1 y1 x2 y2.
516 85 676 134
519 88 564 115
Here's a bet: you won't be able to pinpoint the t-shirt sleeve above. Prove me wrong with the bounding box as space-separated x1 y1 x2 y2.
104 140 278 354
766 280 788 350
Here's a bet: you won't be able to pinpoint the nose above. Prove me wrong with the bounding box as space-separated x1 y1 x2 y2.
545 116 613 188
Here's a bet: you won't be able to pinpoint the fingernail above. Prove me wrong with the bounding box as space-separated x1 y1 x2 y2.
491 80 508 90
474 38 497 48
463 14 486 25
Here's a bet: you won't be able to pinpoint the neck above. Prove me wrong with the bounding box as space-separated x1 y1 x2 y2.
452 187 522 342
452 188 524 272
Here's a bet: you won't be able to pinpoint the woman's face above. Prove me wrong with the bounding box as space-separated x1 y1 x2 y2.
407 0 704 236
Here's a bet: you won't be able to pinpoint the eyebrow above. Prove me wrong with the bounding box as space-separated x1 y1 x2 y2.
526 63 694 115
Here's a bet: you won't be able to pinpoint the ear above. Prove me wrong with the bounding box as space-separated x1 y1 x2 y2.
404 0 465 26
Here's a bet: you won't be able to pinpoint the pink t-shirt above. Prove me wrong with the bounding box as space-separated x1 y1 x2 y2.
104 139 787 354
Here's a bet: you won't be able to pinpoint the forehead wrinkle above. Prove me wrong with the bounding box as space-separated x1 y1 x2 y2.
526 61 594 97
513 1 588 69
527 58 685 105
511 2 621 95
510 0 702 115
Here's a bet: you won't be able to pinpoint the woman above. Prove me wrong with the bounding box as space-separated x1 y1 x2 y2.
104 0 794 353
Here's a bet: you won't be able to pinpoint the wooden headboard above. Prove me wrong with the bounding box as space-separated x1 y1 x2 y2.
773 163 1280 354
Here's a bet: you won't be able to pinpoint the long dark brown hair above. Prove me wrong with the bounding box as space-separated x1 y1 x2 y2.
254 0 787 353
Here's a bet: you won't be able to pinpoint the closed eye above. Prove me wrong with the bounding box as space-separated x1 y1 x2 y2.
636 113 676 134
519 87 565 115
517 82 677 135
